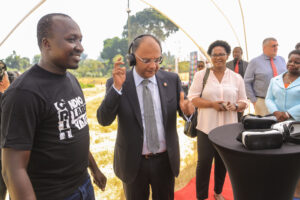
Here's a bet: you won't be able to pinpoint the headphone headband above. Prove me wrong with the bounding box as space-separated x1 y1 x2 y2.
127 34 162 66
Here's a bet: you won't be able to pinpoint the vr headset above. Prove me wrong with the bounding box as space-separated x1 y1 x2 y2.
237 114 300 150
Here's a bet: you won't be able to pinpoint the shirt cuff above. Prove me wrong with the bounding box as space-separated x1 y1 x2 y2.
113 85 122 95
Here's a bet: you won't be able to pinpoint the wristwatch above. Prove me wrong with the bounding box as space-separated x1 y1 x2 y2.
234 103 239 111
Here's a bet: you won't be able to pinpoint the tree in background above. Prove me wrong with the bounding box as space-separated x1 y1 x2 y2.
5 51 30 71
100 37 128 74
161 51 175 70
32 54 41 64
123 8 179 41
70 59 105 77
99 8 179 76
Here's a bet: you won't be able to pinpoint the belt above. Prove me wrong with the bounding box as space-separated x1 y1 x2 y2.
256 96 265 99
142 151 167 159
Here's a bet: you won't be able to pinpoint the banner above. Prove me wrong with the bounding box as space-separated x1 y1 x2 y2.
189 51 198 87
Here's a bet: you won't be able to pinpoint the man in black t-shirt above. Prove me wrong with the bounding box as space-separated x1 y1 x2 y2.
1 13 106 200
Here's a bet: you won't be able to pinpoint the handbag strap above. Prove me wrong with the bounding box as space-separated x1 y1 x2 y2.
200 68 210 98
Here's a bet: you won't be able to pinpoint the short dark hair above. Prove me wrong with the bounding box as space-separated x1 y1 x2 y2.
37 13 71 49
288 49 300 58
197 60 205 65
207 40 231 56
233 46 243 54
295 43 300 50
130 34 162 54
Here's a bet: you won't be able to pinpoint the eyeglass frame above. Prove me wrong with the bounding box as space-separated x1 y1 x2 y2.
211 53 227 58
135 54 163 64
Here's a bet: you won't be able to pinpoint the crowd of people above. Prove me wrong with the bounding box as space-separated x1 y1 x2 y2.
0 12 300 200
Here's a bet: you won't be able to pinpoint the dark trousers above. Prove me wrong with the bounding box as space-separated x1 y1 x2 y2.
123 152 174 200
196 131 226 200
0 160 7 200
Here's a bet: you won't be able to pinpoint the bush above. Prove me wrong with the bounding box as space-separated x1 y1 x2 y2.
79 82 95 89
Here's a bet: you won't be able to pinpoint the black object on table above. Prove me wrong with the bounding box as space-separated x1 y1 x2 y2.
208 123 300 200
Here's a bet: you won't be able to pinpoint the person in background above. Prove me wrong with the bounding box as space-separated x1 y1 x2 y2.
197 61 205 71
295 42 300 51
244 37 286 116
188 40 247 200
265 49 300 199
226 47 248 78
226 47 248 121
265 49 300 121
0 60 10 93
1 13 106 200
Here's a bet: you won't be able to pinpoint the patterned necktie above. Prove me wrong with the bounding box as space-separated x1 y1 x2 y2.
142 79 160 153
270 58 278 77
234 60 239 73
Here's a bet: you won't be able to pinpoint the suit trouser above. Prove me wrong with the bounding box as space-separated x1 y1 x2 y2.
196 130 226 200
254 97 270 116
123 152 174 200
0 160 7 200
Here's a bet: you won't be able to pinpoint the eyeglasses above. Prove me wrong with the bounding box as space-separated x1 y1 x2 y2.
211 53 227 58
270 44 279 48
135 54 163 64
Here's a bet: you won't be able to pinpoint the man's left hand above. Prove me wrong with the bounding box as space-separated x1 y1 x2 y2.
179 92 195 116
91 169 107 191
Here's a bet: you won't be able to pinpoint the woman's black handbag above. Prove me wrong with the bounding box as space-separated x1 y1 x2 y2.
184 68 210 138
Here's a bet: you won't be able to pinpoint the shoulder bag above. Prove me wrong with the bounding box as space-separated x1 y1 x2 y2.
184 68 210 138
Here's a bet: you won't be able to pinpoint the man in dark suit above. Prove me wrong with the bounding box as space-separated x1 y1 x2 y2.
226 46 248 78
226 47 248 122
97 34 194 200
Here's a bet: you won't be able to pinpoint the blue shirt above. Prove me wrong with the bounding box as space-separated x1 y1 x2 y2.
244 54 286 102
265 73 300 121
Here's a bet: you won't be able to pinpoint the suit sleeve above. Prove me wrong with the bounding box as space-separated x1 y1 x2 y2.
176 74 185 118
97 78 121 126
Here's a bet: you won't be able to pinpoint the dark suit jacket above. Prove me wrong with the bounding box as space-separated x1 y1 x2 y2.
226 60 248 77
97 69 183 184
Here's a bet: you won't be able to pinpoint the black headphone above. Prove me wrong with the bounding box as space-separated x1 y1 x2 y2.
0 60 7 70
127 34 162 66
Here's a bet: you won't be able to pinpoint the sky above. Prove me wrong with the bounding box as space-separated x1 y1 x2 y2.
0 0 299 63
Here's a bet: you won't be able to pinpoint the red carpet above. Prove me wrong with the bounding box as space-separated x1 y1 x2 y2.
175 167 233 200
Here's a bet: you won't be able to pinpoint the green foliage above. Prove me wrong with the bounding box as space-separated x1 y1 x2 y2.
100 37 128 75
79 82 95 89
32 54 41 64
70 59 105 77
161 51 175 70
5 51 30 71
178 61 190 73
123 8 179 41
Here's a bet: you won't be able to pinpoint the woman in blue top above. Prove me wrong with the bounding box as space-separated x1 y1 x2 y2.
266 50 300 121
266 49 300 199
